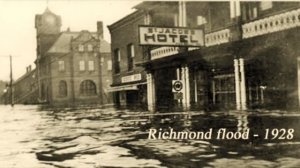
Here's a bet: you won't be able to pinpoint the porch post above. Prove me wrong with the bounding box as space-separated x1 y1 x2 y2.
239 58 247 110
234 59 241 110
185 66 191 110
297 57 300 107
181 65 191 111
147 72 156 112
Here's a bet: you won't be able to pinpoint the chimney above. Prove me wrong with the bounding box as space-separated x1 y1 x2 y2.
97 21 104 39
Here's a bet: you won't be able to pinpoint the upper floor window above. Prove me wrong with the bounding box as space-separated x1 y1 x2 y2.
197 16 207 26
260 2 272 10
127 44 135 71
144 12 151 25
151 12 175 27
114 49 121 74
78 44 84 52
58 60 65 71
88 60 95 71
107 60 112 71
242 2 259 21
79 60 85 71
87 44 93 51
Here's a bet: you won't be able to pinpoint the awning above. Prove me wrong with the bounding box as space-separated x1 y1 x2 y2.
108 82 146 92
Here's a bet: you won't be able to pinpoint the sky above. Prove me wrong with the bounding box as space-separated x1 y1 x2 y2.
0 0 142 81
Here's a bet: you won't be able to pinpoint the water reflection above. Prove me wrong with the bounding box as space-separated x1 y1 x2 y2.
0 105 299 168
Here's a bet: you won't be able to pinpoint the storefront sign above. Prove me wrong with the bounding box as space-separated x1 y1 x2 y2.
172 80 184 100
172 80 183 92
139 26 204 46
121 74 142 83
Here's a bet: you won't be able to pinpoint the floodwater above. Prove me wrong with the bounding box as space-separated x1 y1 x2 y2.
0 105 299 168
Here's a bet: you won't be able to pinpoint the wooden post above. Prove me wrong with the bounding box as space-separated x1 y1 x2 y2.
10 55 14 107
234 59 241 110
298 57 300 107
239 58 247 110
147 72 156 112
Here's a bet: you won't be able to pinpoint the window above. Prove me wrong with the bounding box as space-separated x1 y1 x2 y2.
114 49 120 73
80 80 96 96
88 60 95 71
58 60 65 71
107 60 112 71
58 80 67 97
242 2 259 21
260 2 272 10
79 61 85 71
78 44 84 52
87 44 93 51
127 44 134 71
144 12 151 25
197 16 207 26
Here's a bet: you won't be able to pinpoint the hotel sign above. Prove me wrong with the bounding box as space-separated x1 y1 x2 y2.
139 26 204 47
121 74 142 83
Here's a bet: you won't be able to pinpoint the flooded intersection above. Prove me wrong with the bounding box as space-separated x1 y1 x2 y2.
0 105 299 168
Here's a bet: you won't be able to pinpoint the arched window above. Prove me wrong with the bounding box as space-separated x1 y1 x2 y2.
59 80 67 97
80 80 97 96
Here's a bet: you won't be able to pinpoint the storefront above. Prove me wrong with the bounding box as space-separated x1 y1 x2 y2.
109 73 148 110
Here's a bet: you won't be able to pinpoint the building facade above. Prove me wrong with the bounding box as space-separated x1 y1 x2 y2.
35 8 112 106
111 1 300 112
108 11 149 109
12 66 38 104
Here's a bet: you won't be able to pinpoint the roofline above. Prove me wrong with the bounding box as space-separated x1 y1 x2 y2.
107 10 145 31
13 69 36 85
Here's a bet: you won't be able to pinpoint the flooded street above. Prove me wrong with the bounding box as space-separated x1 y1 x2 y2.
0 105 299 168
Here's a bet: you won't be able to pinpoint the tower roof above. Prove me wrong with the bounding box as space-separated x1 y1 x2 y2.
43 7 56 15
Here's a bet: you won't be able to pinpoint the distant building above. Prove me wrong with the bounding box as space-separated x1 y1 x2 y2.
12 66 38 104
35 8 112 106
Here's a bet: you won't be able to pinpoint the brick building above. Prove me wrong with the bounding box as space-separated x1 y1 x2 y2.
35 8 112 106
108 11 149 109
110 1 300 112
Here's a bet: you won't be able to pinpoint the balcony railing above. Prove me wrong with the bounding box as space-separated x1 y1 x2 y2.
150 47 179 60
205 28 231 47
242 8 300 39
150 28 231 60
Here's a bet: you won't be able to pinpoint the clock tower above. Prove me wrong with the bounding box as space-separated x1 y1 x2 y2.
35 7 61 35
35 8 62 57
35 8 62 103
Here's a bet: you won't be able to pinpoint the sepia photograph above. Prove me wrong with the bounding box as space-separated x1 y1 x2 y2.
0 0 299 167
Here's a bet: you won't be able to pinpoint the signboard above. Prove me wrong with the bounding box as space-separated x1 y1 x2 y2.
172 80 184 100
121 74 142 83
174 92 183 100
139 26 204 47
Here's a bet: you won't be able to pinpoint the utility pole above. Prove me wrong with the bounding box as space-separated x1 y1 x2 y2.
10 55 14 107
